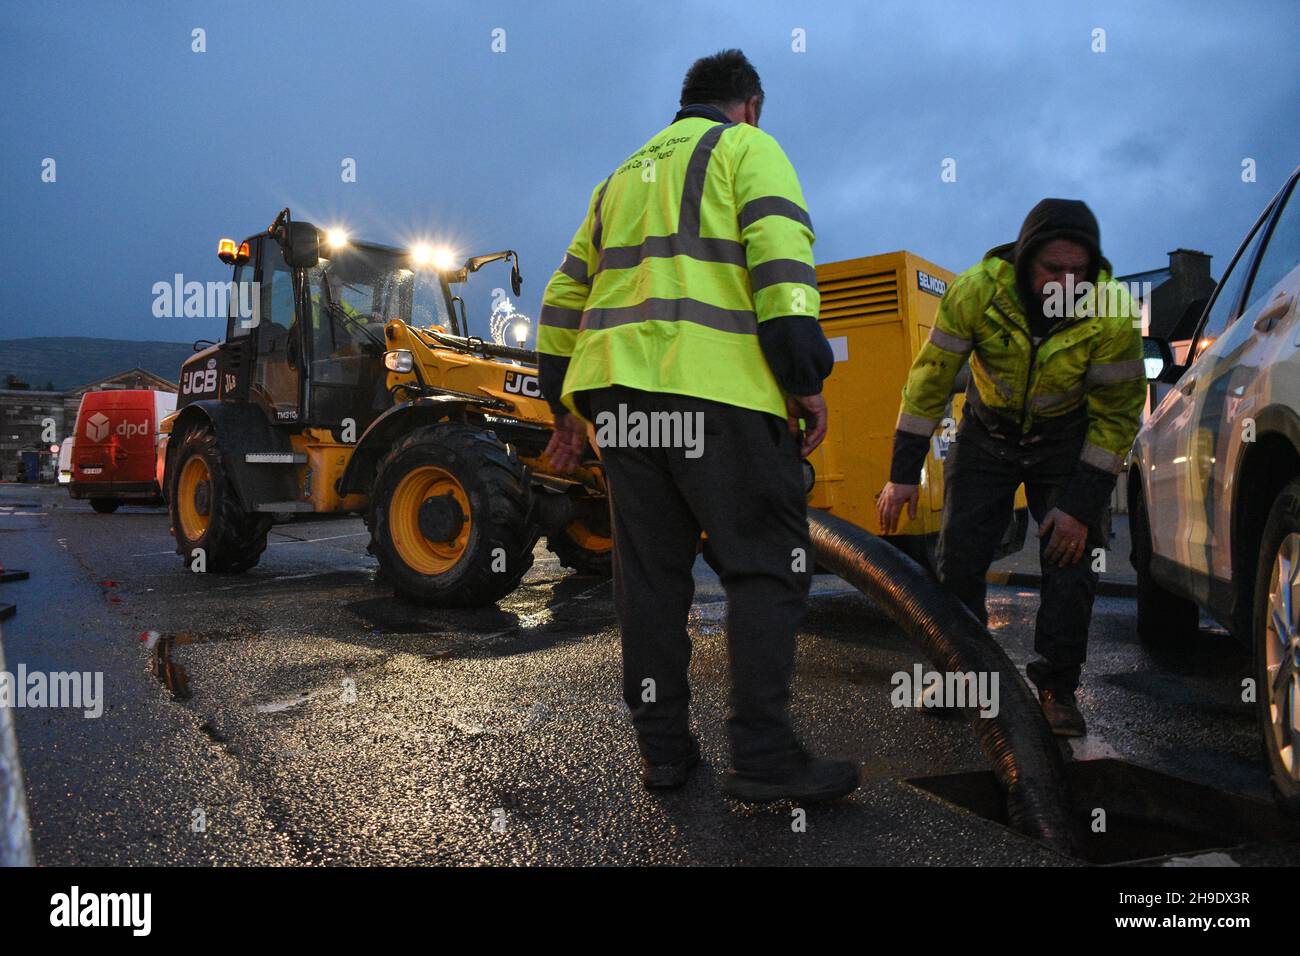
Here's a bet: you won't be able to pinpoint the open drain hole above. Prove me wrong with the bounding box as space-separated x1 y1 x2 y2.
908 758 1300 864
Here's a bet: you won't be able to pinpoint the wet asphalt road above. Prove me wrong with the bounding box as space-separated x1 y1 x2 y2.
2 482 1298 866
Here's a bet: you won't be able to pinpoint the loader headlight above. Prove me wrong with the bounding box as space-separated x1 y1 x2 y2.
384 349 414 373
802 459 815 495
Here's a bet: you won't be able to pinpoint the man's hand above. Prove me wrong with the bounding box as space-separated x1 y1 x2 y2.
787 392 828 457
544 412 587 473
1039 507 1088 567
876 482 920 535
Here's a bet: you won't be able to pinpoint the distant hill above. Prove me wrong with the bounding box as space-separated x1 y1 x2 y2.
0 337 196 391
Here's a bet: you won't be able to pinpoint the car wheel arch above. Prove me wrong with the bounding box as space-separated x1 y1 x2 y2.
1231 406 1300 560
1229 406 1300 634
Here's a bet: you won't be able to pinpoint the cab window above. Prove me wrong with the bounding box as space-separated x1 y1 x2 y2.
250 240 301 416
1194 215 1269 357
1241 181 1300 315
225 255 258 341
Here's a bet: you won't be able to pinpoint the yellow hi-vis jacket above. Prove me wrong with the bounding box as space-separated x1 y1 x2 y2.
537 115 818 420
896 250 1146 476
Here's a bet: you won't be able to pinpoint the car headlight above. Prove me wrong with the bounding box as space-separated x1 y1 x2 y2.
384 349 414 373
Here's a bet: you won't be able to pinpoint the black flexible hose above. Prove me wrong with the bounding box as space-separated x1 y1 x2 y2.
807 508 1082 856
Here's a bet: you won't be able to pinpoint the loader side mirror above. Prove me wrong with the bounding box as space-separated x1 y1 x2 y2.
464 250 521 296
282 221 320 269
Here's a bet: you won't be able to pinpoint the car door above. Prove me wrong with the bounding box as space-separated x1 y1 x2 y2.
1143 200 1273 577
1205 175 1300 579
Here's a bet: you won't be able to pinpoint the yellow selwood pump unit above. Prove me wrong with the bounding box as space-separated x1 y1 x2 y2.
808 250 1029 569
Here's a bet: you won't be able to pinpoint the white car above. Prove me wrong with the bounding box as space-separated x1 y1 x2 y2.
1130 165 1300 811
57 437 74 484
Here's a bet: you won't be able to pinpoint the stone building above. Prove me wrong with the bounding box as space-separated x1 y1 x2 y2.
1117 248 1218 363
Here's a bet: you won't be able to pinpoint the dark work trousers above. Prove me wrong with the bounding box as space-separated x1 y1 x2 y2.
586 385 812 770
936 412 1108 695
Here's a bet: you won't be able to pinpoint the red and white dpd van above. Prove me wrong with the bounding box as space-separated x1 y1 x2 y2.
68 389 177 513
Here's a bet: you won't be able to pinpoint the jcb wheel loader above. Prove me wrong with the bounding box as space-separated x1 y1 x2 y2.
161 209 611 606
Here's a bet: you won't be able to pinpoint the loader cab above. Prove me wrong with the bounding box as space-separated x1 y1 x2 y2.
301 240 412 434
209 234 437 437
188 226 461 439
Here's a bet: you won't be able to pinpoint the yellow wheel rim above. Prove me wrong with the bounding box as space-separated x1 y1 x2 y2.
390 465 471 575
177 456 212 540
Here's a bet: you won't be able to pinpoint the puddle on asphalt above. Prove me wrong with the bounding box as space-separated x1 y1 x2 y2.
141 630 258 701
908 758 1300 864
149 634 192 701
343 569 616 639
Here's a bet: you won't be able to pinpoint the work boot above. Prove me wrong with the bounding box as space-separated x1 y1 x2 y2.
1039 688 1086 737
721 747 860 804
640 735 701 791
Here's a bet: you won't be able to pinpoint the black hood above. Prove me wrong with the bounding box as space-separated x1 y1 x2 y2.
1014 198 1102 289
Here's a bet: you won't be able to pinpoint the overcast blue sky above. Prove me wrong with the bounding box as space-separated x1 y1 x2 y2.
1 0 1296 344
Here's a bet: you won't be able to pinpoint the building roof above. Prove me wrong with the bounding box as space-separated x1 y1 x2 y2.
1115 267 1172 297
67 367 177 395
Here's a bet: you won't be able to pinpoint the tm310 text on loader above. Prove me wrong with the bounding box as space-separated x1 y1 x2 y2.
160 208 611 606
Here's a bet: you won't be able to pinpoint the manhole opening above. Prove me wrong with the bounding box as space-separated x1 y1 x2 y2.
908 758 1300 864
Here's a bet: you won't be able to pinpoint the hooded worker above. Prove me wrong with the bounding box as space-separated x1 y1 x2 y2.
877 198 1146 736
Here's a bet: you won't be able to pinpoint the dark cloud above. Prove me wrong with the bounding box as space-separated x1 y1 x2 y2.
1 0 1295 342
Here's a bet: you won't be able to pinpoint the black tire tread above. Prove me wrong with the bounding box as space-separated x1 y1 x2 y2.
1252 477 1300 815
169 424 271 573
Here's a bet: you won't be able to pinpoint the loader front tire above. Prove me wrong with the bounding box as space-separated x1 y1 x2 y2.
368 423 537 606
169 424 272 573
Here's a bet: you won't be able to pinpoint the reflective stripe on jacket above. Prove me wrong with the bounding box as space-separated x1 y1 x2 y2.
537 115 818 419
